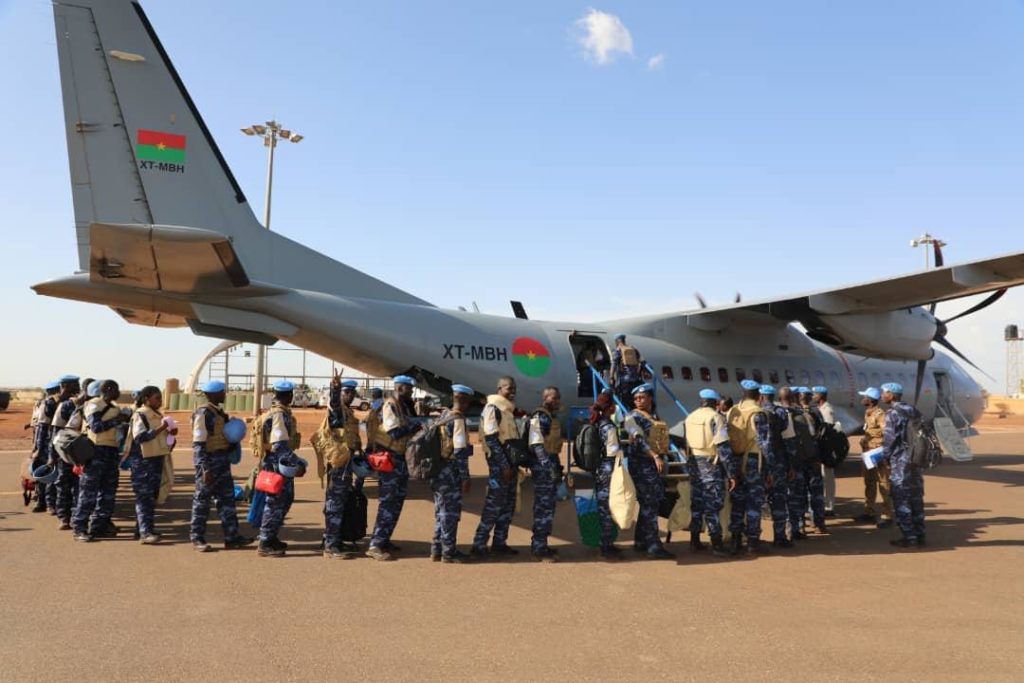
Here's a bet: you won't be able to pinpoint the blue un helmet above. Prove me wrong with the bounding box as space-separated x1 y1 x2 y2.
200 380 226 394
858 387 882 401
277 454 308 478
699 388 722 401
273 380 295 393
739 379 760 391
223 418 247 444
759 385 777 396
350 454 374 479
33 464 59 485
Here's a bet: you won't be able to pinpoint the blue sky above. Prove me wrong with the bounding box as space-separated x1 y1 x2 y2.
1 0 1023 391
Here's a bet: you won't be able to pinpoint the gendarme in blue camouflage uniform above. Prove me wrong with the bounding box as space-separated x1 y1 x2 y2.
684 389 733 556
527 386 565 561
74 379 124 541
882 383 927 548
189 381 251 553
257 380 302 557
366 375 419 561
322 378 364 558
32 385 59 514
623 384 674 560
766 393 794 546
430 384 475 563
50 380 83 528
472 377 520 558
726 381 773 555
610 334 645 408
128 389 171 543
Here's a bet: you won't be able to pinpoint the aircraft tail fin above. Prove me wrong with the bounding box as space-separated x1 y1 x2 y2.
51 0 427 305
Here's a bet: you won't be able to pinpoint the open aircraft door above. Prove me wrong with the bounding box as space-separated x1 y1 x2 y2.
568 333 611 399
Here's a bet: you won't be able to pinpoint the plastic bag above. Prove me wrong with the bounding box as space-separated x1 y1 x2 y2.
608 455 638 530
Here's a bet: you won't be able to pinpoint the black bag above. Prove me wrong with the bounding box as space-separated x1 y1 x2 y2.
407 414 458 480
53 430 96 466
341 489 368 542
498 414 531 469
573 423 603 473
818 422 850 468
790 411 818 467
906 414 942 469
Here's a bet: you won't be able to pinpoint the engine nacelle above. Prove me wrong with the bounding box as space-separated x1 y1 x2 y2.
804 308 937 360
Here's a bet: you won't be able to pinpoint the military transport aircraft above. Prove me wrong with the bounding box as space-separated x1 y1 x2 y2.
34 0 1024 436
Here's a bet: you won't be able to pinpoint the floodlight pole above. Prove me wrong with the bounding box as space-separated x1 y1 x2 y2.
242 120 302 415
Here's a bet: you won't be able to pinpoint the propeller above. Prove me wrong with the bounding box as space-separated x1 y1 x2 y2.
912 284 1005 404
735 292 742 303
695 293 708 309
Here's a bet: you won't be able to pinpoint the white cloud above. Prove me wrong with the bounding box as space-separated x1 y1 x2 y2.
574 9 634 65
647 53 665 70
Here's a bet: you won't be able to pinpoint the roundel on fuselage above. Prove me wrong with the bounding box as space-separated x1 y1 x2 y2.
512 337 551 377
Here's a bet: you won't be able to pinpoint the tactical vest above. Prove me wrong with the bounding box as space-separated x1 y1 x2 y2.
264 403 302 452
137 406 171 458
341 405 362 451
439 409 464 459
481 394 518 458
685 406 718 457
630 409 669 455
619 345 640 367
52 399 74 430
197 403 230 453
86 398 121 447
727 399 762 455
372 397 413 453
532 408 564 455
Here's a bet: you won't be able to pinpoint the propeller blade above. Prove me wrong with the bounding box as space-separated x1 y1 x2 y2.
695 293 708 309
934 336 995 381
933 242 944 269
735 292 742 303
913 358 927 406
941 288 1007 325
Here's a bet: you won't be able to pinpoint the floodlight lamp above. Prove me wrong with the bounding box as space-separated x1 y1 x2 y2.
241 127 256 135
289 134 303 143
280 129 291 139
252 124 267 135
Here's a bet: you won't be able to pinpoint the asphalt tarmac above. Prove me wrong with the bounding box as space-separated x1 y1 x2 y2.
1 432 1022 682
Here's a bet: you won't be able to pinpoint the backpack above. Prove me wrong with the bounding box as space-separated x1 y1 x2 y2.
341 489 368 542
906 413 942 469
53 429 96 466
573 423 604 473
407 413 459 480
817 422 850 468
790 411 818 467
495 412 530 469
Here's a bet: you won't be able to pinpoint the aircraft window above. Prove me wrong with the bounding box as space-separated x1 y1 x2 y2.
813 370 826 386
829 371 841 386
662 366 674 381
718 367 729 383
785 369 796 384
870 372 881 387
857 372 868 389
700 367 712 382
751 368 763 383
799 370 811 385
769 370 780 384
681 367 693 381
735 368 746 381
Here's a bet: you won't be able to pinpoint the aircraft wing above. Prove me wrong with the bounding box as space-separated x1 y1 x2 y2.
696 250 1024 318
615 250 1024 361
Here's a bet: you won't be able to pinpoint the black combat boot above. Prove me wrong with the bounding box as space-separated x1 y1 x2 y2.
710 534 730 558
689 530 707 552
730 534 744 556
747 539 771 556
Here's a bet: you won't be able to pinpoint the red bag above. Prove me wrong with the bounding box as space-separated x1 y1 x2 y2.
367 451 395 473
72 465 85 476
255 470 286 495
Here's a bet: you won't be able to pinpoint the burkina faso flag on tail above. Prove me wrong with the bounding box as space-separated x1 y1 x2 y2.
512 337 551 377
136 129 186 163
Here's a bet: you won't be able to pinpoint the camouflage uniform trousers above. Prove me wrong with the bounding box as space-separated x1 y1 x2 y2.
72 446 119 534
628 455 665 552
685 455 706 534
48 442 77 522
692 456 726 537
768 444 792 539
529 453 557 553
130 455 164 537
889 452 926 541
323 462 354 548
431 460 464 556
594 456 617 551
189 451 241 543
729 454 765 541
804 461 825 527
97 451 120 526
259 452 296 542
370 452 409 548
473 457 517 549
